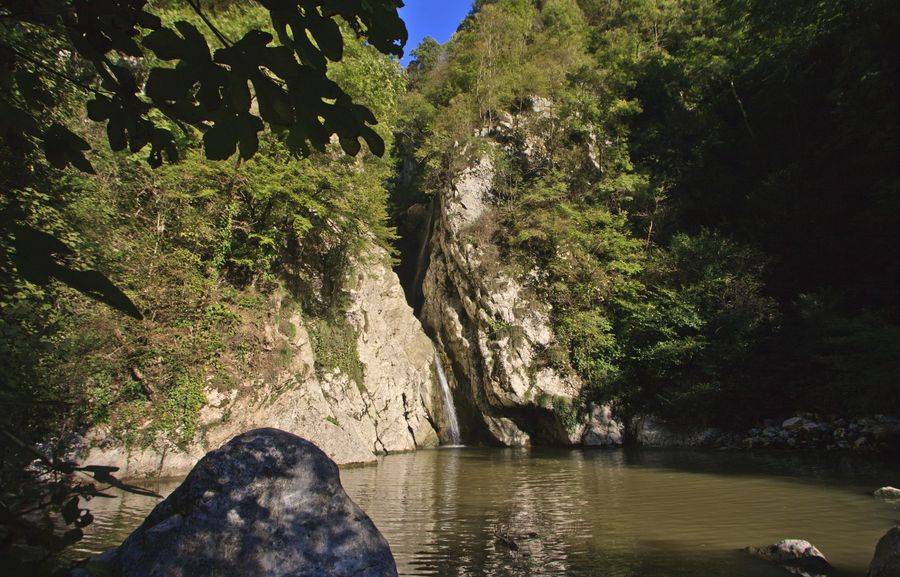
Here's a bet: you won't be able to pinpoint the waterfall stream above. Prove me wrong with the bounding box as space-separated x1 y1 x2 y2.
434 355 461 445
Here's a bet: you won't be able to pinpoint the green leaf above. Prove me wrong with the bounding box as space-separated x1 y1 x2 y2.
145 68 189 102
252 75 293 127
142 27 184 61
174 21 212 63
42 123 94 174
359 126 386 157
338 136 361 156
86 96 113 121
10 224 143 319
203 122 237 161
309 16 343 62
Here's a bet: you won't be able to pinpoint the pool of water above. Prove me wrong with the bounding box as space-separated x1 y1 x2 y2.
73 448 900 576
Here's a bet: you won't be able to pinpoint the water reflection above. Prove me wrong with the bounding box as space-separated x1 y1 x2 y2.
71 477 173 559
75 449 900 577
342 449 898 577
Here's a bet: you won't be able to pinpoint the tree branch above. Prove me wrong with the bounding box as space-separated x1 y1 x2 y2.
186 0 233 47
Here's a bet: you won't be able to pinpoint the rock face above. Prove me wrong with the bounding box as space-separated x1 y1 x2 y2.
747 539 832 576
413 98 635 447
75 251 444 478
583 405 624 447
418 148 583 446
869 527 900 577
92 429 397 577
634 416 736 449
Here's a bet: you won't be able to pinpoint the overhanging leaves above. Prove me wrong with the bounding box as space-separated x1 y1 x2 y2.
9 224 143 320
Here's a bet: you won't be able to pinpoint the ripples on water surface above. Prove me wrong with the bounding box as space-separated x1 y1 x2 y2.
75 449 900 577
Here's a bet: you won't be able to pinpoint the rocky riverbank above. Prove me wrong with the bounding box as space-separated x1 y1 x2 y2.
617 412 900 454
740 415 900 452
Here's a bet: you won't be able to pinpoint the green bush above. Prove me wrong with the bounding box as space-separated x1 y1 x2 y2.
307 316 366 392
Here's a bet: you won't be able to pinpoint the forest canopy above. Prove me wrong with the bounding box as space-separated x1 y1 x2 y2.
396 0 900 424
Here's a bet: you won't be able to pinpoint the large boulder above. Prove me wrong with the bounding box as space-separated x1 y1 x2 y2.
746 539 832 576
869 527 900 577
635 416 726 448
91 429 397 577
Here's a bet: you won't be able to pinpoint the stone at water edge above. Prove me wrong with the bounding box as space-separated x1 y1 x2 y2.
746 539 832 575
782 417 805 429
868 527 900 577
582 404 623 447
874 487 900 500
84 428 397 577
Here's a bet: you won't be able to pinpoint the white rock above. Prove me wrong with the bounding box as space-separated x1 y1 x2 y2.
420 151 582 446
582 405 623 447
782 417 806 430
874 487 900 500
74 249 441 479
747 539 831 575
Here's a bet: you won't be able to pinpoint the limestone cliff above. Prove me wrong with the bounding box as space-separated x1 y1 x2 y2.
413 130 575 446
74 250 446 478
408 98 628 447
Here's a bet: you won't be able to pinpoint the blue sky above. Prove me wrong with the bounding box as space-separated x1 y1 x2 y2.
399 0 473 65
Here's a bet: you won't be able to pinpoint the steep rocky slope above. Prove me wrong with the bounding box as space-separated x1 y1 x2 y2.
413 101 615 447
73 250 448 478
419 156 577 446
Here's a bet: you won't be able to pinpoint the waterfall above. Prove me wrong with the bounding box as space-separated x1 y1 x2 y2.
434 355 461 445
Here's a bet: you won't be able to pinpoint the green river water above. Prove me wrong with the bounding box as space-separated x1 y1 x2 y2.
72 448 900 577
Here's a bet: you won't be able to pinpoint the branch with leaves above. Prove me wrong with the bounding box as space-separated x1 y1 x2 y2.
0 0 407 317
0 425 161 571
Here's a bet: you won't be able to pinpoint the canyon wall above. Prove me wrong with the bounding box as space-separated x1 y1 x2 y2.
73 250 449 478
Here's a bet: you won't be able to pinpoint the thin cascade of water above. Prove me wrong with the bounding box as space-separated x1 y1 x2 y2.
434 355 461 445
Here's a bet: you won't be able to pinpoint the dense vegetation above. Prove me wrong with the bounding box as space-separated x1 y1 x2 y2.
0 0 404 567
395 0 900 428
1 0 403 447
0 0 897 570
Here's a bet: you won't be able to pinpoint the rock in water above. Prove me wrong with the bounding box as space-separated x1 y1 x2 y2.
869 527 900 577
98 429 397 577
874 487 900 500
746 539 832 575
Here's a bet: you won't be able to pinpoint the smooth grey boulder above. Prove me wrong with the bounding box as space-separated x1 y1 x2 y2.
874 487 900 500
747 539 832 575
98 428 397 577
869 527 900 577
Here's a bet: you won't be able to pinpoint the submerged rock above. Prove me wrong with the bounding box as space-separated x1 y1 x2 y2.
868 527 900 577
874 487 900 500
746 539 832 575
95 429 398 577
